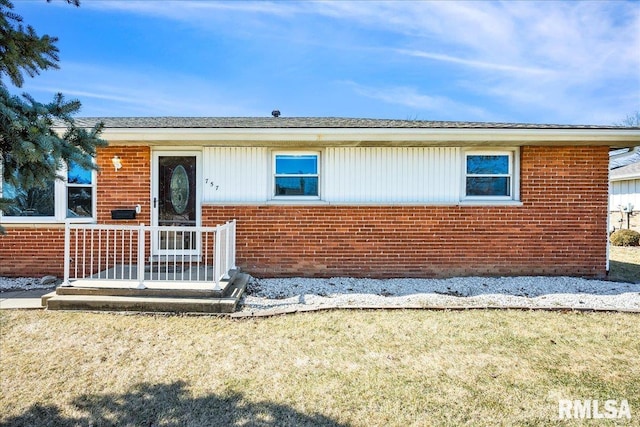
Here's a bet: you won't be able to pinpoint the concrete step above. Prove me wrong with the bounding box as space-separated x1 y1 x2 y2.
46 273 249 314
56 270 239 299
41 291 57 307
46 295 236 313
55 287 222 299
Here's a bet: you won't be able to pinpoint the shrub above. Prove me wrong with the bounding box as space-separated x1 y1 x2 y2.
610 229 640 246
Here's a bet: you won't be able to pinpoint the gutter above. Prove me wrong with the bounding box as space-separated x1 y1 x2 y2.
610 173 640 182
83 127 640 147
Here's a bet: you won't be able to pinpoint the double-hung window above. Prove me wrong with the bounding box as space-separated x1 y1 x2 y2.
464 151 517 200
273 152 319 198
1 161 95 222
66 162 94 218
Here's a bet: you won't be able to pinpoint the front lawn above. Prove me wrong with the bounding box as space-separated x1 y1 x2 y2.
1 310 638 426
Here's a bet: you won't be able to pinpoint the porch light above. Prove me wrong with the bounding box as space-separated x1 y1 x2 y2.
111 156 122 171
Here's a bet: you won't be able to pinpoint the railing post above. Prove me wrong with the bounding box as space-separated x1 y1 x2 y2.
231 219 237 270
136 223 146 289
214 224 222 291
224 221 231 279
62 222 71 286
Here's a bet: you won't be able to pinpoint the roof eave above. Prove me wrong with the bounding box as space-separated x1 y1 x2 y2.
92 127 640 147
610 173 640 181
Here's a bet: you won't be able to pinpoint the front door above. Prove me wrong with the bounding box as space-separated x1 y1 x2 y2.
152 152 200 256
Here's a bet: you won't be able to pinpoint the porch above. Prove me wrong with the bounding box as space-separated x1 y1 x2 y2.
44 220 248 313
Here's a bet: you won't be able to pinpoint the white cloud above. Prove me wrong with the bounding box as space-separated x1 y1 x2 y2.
396 50 554 76
84 1 639 79
324 1 639 122
19 62 260 117
58 1 640 122
342 81 490 120
83 1 302 24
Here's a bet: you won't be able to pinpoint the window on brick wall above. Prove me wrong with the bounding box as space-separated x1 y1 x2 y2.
65 162 94 218
0 161 96 222
273 152 320 198
464 150 518 200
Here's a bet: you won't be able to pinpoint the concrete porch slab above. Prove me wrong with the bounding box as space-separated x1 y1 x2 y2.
66 279 221 291
86 264 221 282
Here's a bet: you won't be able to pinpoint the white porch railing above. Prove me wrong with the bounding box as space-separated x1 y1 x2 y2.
62 220 237 290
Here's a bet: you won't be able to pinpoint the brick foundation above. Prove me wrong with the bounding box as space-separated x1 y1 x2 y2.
0 226 66 277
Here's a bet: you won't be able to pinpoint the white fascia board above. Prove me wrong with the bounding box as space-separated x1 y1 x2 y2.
95 127 640 147
610 173 640 182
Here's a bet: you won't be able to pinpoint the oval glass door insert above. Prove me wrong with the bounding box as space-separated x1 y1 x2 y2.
170 165 189 214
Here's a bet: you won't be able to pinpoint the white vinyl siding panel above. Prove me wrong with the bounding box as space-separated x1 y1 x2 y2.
324 147 461 203
203 147 269 202
203 146 464 204
610 179 640 211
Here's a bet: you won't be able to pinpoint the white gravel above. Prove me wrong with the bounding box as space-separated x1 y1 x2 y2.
3 275 639 314
240 276 640 314
0 276 59 292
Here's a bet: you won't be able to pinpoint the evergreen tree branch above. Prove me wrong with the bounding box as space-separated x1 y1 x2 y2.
0 0 105 234
0 0 60 88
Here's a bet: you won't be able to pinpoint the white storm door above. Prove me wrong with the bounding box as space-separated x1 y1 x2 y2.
152 151 201 256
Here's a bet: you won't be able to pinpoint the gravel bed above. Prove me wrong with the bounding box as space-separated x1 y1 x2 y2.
3 275 639 313
0 276 59 292
240 276 640 314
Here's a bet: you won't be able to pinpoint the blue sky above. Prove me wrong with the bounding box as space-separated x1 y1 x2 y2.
8 0 640 124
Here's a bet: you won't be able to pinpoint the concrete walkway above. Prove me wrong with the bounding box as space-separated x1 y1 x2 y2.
0 289 52 310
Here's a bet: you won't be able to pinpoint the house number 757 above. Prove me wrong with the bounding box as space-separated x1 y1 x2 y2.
204 179 219 190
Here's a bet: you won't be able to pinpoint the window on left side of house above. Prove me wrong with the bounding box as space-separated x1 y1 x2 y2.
65 162 94 218
1 161 95 221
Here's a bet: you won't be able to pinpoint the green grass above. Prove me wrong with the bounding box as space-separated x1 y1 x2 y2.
609 246 640 283
1 310 638 426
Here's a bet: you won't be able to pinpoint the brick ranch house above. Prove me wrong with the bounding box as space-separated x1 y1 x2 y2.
1 117 639 280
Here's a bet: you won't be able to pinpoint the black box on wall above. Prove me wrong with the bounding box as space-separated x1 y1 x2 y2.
111 209 136 220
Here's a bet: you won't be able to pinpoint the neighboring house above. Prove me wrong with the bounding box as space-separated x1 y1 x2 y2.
1 117 639 279
609 147 640 232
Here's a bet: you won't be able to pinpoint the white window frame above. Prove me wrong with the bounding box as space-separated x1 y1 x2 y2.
271 151 321 200
0 162 97 224
462 149 519 202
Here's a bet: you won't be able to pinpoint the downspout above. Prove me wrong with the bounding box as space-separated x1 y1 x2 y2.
606 168 610 274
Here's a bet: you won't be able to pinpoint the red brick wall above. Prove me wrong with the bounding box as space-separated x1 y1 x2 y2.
202 146 610 278
0 226 66 277
0 146 151 278
96 146 152 224
0 145 609 279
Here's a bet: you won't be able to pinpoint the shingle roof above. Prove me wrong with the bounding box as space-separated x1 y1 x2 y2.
69 116 636 130
610 148 640 169
610 160 640 180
